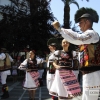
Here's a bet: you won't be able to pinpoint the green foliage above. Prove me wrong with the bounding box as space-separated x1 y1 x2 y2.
0 0 56 52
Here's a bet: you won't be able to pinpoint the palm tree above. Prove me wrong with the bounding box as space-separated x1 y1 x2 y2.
61 0 79 28
82 0 89 1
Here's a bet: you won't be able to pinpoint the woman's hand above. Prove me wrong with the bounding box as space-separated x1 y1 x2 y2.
26 69 31 71
53 62 60 69
18 66 26 70
56 65 61 69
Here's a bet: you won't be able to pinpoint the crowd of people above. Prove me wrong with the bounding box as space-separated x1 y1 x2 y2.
0 7 100 100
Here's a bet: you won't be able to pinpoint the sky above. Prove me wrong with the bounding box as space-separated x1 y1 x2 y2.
50 0 100 35
0 0 99 34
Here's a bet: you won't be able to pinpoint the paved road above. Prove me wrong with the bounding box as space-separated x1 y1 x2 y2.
0 76 51 100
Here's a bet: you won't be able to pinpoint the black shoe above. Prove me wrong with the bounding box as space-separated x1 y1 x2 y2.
0 94 4 97
1 93 9 99
39 84 43 87
39 80 44 87
1 95 9 99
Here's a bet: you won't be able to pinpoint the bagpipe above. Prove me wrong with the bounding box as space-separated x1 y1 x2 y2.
48 59 55 74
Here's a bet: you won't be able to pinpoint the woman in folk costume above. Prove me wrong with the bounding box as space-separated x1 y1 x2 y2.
18 50 40 100
46 39 58 100
52 7 100 100
49 39 82 100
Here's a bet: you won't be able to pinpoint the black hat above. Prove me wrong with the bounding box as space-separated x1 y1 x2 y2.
77 13 93 22
75 7 99 23
47 38 62 49
49 43 57 47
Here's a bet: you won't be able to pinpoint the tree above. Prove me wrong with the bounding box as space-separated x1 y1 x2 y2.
0 0 56 52
26 0 56 50
60 0 89 28
61 0 79 28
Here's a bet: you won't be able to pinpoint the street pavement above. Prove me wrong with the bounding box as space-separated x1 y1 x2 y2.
0 76 51 100
0 75 82 100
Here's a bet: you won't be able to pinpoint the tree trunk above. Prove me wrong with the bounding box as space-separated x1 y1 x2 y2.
63 3 70 28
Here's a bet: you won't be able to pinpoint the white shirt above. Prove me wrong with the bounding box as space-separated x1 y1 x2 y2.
0 53 13 62
19 58 40 70
59 28 99 45
36 57 44 64
0 53 6 60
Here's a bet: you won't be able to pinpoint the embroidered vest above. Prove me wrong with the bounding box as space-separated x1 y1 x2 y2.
0 60 5 67
0 53 11 71
57 50 79 70
79 43 100 68
27 59 37 70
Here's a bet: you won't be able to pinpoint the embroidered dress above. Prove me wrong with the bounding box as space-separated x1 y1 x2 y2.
49 50 81 99
23 71 40 90
19 59 40 90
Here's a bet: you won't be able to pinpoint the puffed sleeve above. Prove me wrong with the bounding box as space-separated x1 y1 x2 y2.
59 28 99 45
0 53 6 60
18 59 28 70
49 51 60 61
36 58 42 64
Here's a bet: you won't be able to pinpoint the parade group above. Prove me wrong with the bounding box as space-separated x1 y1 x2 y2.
0 7 100 100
